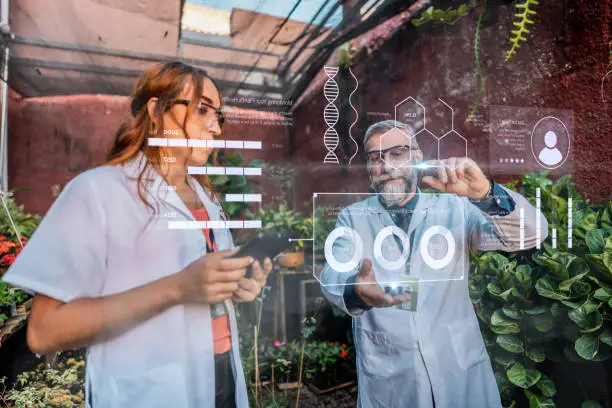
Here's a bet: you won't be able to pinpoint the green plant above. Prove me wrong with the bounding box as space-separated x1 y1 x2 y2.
505 0 539 61
0 194 41 240
265 163 295 203
268 341 301 383
411 2 475 27
313 207 336 256
303 341 352 381
467 0 487 123
1 355 85 407
470 172 611 407
247 204 311 251
209 153 264 219
338 41 356 69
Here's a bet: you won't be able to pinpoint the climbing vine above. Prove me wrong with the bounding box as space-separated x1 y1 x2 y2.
466 0 487 123
411 2 477 27
505 0 539 61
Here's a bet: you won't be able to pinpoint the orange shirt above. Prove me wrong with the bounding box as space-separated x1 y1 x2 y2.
188 206 232 355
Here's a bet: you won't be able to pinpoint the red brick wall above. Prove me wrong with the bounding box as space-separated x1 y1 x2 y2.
290 0 612 206
8 93 288 215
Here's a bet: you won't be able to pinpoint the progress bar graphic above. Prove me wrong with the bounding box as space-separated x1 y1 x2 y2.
148 138 262 150
187 167 262 176
168 220 262 230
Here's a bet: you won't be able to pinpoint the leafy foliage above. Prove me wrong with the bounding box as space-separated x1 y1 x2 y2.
209 153 263 219
411 2 475 27
470 172 611 407
1 354 85 408
0 194 41 240
505 0 539 61
247 204 311 251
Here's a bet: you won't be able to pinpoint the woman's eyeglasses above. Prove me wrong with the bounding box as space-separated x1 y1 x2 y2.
170 99 225 128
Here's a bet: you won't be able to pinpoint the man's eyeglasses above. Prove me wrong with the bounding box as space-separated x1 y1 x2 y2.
366 145 419 165
171 99 225 128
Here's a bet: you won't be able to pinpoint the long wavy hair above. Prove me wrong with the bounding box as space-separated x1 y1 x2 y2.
106 61 224 218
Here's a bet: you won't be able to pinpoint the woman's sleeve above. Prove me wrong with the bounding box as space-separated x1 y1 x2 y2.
1 172 107 302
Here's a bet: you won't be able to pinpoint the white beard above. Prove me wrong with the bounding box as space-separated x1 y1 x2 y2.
372 172 417 206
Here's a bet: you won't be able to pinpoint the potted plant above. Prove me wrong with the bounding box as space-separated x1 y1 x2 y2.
247 204 311 268
304 341 356 395
268 340 302 390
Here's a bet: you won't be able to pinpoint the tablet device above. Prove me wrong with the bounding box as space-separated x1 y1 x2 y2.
234 231 298 276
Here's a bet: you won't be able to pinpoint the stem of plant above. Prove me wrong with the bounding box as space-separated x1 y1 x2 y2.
295 340 306 408
254 325 261 408
467 0 487 123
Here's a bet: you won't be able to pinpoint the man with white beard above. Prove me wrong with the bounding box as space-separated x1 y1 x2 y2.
319 120 548 407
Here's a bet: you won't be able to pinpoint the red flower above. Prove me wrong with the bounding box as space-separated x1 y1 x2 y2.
341 344 346 348
340 351 348 358
2 254 15 265
328 342 334 346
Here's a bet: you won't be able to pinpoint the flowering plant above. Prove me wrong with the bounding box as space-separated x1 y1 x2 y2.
268 340 301 382
304 341 352 378
0 235 25 275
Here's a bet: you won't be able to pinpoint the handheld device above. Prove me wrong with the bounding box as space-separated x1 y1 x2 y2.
234 231 299 277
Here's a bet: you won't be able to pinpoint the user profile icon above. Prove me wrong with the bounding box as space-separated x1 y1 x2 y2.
531 116 570 170
538 131 563 166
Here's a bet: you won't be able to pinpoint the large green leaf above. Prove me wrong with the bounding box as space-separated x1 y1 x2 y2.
535 279 569 301
503 306 521 320
594 287 612 301
526 306 548 316
529 395 556 408
491 310 521 334
516 264 533 288
586 229 606 254
526 346 546 363
600 330 612 347
507 362 541 388
533 254 569 281
575 334 599 360
496 335 524 353
559 272 587 291
569 307 603 333
530 313 554 332
536 375 556 397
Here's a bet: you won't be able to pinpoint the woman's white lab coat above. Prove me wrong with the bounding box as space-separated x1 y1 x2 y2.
2 152 249 408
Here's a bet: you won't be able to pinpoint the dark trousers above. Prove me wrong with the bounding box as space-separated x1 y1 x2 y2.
215 351 236 408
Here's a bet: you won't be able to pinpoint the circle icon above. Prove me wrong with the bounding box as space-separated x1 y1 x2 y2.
531 116 570 170
324 227 363 273
373 226 410 270
419 225 455 270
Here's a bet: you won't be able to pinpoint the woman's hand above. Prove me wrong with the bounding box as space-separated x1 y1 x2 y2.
178 248 253 304
232 257 273 303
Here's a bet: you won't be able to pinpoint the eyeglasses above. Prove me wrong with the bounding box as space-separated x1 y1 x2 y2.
171 99 225 128
366 145 419 165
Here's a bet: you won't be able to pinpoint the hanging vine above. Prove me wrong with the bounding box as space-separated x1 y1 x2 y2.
505 0 539 61
467 0 487 123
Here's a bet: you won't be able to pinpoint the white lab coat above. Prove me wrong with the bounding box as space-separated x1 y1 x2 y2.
2 152 249 408
320 188 548 408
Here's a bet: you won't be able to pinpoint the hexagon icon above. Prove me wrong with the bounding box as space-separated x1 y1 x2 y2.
395 96 425 133
378 127 414 169
438 129 467 160
414 128 439 161
426 99 453 137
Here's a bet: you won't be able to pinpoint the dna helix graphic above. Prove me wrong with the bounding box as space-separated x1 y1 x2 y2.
323 66 340 164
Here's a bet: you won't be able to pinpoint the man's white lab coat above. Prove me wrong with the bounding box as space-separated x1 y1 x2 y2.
2 153 249 408
320 188 548 408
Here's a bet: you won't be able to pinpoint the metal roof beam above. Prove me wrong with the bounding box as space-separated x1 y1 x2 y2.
11 35 276 74
181 31 283 58
10 57 285 94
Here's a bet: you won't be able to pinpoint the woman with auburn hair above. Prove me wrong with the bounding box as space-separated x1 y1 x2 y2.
1 61 270 408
